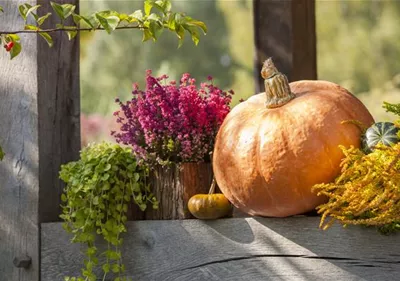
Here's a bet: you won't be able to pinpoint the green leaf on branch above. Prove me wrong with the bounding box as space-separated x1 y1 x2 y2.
175 24 185 48
50 2 75 21
144 0 154 16
0 6 4 13
156 0 172 13
18 3 31 21
73 14 95 29
142 29 152 42
149 21 163 40
95 14 120 34
185 17 208 34
26 4 40 21
8 34 20 42
39 32 53 47
37 12 52 26
65 28 78 40
0 146 4 161
10 42 22 60
183 24 200 45
130 10 143 22
24 24 39 31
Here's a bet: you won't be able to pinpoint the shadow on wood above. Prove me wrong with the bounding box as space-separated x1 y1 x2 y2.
41 217 400 281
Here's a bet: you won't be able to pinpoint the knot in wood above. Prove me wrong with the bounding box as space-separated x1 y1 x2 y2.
143 231 156 248
13 255 32 269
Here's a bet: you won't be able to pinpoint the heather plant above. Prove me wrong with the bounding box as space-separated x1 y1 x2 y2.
313 101 400 234
112 71 233 166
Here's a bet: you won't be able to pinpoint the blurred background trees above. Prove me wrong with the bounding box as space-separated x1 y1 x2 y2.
80 0 400 145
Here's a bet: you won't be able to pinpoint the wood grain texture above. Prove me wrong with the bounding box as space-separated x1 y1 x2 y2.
37 0 80 223
0 1 39 280
253 0 317 92
143 163 213 220
41 217 400 281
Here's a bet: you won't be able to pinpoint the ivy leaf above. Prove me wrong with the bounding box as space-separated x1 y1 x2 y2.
50 2 75 21
10 42 22 60
39 32 54 47
37 12 52 26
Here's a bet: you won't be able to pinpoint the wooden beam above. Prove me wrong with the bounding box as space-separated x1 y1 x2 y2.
0 0 79 279
41 217 400 280
37 0 80 223
253 0 317 92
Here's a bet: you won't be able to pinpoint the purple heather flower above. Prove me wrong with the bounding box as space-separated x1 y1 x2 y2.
112 71 233 165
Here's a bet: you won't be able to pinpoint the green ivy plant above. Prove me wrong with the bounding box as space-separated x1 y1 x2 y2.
59 142 158 281
0 0 207 59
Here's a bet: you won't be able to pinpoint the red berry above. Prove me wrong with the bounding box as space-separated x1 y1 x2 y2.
5 42 14 52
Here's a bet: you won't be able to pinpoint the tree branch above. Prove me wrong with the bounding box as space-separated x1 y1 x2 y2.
0 25 144 35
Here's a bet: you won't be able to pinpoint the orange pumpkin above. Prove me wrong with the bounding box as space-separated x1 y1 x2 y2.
213 58 374 217
188 179 233 220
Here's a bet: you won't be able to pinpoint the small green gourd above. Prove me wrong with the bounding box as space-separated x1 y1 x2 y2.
361 122 399 153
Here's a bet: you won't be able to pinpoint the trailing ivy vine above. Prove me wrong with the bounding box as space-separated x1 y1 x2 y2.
60 142 158 281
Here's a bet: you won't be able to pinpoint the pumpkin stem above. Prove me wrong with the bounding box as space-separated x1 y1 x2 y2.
208 177 216 195
261 58 296 108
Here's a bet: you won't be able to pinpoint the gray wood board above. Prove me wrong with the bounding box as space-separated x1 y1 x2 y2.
37 0 81 223
0 1 39 280
253 0 317 92
41 217 400 281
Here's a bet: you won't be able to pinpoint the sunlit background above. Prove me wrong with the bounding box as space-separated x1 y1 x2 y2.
80 0 400 147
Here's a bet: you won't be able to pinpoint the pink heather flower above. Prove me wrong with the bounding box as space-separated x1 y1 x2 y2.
112 71 233 165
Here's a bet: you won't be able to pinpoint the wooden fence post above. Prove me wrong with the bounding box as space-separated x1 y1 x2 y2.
0 0 80 280
253 0 317 92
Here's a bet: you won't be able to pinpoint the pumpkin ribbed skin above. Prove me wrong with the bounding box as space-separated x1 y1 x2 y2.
213 80 374 217
362 122 399 153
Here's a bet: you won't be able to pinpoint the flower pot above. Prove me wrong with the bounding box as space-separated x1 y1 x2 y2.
130 162 214 220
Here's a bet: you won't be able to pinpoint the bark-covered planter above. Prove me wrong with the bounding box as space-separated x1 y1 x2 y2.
130 162 214 220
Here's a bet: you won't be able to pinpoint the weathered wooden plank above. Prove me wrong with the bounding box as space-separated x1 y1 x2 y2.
37 0 80 223
144 163 213 220
41 217 400 281
253 0 317 92
0 1 39 280
0 0 79 279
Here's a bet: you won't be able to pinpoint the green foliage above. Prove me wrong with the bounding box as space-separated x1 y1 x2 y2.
0 0 206 59
383 101 400 118
59 142 158 280
80 0 241 116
